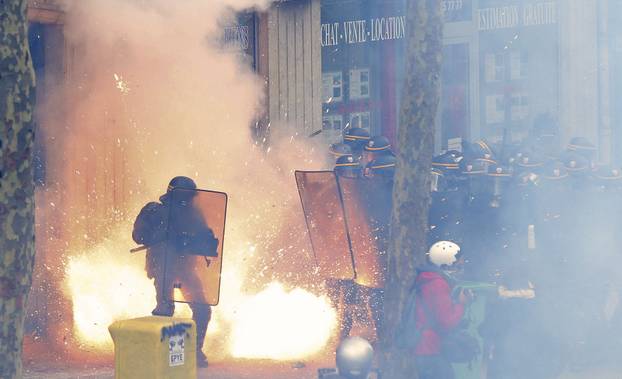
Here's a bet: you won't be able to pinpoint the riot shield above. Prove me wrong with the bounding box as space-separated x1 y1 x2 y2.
161 188 228 306
295 171 356 280
337 176 392 289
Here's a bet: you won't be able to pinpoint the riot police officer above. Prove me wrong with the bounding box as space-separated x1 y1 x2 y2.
335 155 363 178
358 155 396 340
343 127 371 161
331 155 363 340
364 154 396 179
132 176 213 367
330 142 353 159
361 135 394 168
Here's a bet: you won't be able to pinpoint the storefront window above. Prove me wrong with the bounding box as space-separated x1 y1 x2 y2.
322 72 343 103
321 0 406 144
478 0 559 144
440 42 470 150
350 112 371 131
349 69 370 100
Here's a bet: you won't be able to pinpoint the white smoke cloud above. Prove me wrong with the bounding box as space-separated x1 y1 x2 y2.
33 0 334 360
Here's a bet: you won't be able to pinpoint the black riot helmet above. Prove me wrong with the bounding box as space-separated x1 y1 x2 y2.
592 165 622 190
464 140 497 173
365 154 396 179
329 142 353 158
460 156 487 176
364 136 392 153
168 176 197 191
561 151 589 175
466 140 496 161
343 127 371 155
432 150 463 174
362 135 393 166
432 150 463 190
161 176 197 203
515 150 545 174
334 155 362 178
541 161 569 182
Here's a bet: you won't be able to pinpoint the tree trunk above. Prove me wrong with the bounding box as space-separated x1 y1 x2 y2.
379 1 443 378
0 0 36 377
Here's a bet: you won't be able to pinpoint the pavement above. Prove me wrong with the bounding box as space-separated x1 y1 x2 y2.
24 360 327 379
23 362 622 379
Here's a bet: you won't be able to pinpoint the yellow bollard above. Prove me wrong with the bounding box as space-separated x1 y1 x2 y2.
109 316 197 379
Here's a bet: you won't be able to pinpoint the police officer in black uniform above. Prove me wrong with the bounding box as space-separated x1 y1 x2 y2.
361 135 394 168
132 176 214 367
362 154 396 340
343 127 371 162
331 155 363 340
330 142 353 159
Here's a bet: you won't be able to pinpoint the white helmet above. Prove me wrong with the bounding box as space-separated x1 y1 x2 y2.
336 337 374 379
427 241 461 267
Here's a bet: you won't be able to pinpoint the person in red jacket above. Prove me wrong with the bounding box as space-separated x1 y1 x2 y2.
415 241 469 379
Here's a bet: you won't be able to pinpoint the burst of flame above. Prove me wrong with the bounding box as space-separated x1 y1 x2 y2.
64 233 336 360
65 236 154 348
229 282 336 360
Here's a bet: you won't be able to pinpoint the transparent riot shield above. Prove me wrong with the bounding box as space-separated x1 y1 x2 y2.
295 171 356 280
161 188 228 306
337 176 392 289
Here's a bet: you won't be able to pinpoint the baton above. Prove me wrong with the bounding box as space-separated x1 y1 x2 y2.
130 245 148 253
308 129 323 138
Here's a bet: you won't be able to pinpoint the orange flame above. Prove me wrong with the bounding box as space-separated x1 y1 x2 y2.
64 227 336 360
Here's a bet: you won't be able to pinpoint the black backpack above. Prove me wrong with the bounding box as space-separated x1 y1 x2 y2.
132 202 168 246
394 277 481 365
394 283 423 350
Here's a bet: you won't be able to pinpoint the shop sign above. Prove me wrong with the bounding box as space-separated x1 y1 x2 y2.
321 16 406 47
443 0 472 23
478 1 556 31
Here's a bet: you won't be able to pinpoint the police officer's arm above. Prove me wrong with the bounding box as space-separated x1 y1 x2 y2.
422 277 465 331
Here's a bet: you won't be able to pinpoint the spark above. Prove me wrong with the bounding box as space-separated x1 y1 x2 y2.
113 73 131 94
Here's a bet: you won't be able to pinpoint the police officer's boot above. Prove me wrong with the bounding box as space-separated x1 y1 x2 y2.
190 303 212 368
152 278 175 316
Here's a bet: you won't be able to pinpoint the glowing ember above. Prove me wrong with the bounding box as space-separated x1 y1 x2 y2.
113 73 130 94
230 282 337 360
65 234 334 360
65 235 155 348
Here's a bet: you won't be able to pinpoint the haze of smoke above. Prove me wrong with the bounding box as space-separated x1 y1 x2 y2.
33 0 330 357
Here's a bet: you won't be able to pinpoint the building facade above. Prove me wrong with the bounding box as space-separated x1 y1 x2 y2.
261 0 620 165
25 0 622 168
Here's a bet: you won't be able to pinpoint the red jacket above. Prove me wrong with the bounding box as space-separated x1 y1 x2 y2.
414 270 464 355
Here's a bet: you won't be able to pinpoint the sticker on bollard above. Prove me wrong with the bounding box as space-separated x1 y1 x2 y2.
162 322 192 367
169 334 185 367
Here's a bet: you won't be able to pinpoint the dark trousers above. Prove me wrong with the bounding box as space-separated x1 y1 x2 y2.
152 276 212 354
416 355 455 379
